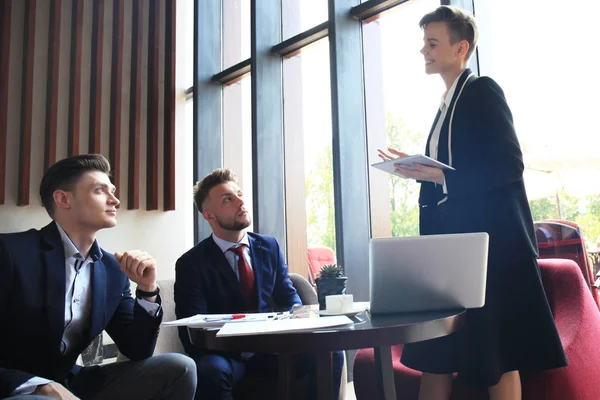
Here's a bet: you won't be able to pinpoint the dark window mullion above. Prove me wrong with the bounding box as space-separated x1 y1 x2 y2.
328 0 371 302
193 0 223 243
250 0 286 248
271 21 328 57
350 0 411 21
212 58 251 85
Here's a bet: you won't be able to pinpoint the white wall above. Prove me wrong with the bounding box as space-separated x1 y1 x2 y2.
0 0 196 281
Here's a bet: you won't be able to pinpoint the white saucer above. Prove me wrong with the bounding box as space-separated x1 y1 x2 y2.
317 307 366 317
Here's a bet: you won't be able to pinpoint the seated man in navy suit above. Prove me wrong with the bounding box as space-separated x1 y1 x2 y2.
0 154 197 400
175 168 343 400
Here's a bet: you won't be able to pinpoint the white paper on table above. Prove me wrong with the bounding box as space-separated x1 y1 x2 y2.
216 315 353 337
162 312 278 328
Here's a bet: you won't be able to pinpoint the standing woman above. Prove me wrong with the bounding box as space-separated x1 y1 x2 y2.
378 6 567 400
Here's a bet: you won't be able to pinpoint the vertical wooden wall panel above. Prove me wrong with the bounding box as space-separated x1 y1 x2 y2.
0 0 12 204
146 0 159 210
88 0 104 153
67 0 83 156
163 0 176 211
44 0 61 171
2 0 174 210
18 0 36 206
109 0 124 197
128 0 143 209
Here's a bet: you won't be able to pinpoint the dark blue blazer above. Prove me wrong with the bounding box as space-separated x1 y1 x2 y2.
174 232 301 358
0 222 161 397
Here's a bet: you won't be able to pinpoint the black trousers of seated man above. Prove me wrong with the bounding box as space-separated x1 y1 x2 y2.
7 353 197 400
194 350 343 400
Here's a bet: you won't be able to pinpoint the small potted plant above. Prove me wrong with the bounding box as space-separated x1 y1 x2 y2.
315 264 347 310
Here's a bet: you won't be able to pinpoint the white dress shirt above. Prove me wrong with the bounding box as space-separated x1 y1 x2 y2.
212 233 253 279
57 223 94 355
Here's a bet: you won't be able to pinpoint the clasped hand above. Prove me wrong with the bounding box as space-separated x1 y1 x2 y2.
377 147 445 185
114 250 158 293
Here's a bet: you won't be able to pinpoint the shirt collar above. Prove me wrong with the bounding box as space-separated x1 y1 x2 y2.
212 233 250 254
441 70 465 109
55 222 103 262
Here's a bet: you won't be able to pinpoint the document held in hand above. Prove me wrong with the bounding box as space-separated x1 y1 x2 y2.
372 154 454 178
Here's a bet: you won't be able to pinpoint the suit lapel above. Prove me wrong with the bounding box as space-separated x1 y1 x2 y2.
248 235 264 305
40 223 67 347
206 237 246 302
87 259 106 340
438 68 475 165
447 68 473 111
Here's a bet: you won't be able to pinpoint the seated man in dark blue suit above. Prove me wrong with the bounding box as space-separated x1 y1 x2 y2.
175 168 343 400
0 154 197 400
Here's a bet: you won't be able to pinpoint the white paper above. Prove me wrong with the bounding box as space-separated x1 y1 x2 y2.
372 155 455 178
216 315 353 337
162 312 278 328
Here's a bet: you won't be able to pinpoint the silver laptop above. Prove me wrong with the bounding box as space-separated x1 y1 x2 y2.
369 232 489 314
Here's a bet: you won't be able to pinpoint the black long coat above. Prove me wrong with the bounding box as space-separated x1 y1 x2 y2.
401 69 568 386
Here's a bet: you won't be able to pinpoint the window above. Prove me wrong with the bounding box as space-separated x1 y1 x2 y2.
283 38 337 274
282 0 328 40
223 75 254 231
476 0 600 246
195 0 447 293
363 0 443 238
223 0 250 70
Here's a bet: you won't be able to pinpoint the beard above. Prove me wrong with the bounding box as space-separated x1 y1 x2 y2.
215 214 251 232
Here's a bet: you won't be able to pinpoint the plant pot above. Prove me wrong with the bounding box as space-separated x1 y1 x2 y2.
315 277 348 310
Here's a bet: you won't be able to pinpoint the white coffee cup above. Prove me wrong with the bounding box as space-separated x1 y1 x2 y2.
325 294 354 313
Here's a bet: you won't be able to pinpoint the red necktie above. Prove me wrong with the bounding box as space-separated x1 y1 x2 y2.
229 245 256 308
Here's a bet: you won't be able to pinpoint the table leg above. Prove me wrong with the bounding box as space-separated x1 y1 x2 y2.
314 351 334 400
278 354 295 400
374 346 397 400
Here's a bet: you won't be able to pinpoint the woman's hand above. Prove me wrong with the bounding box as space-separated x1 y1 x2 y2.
377 147 408 161
394 164 445 185
377 147 445 184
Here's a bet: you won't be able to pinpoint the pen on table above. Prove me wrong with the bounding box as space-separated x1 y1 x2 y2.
270 312 290 320
204 314 245 322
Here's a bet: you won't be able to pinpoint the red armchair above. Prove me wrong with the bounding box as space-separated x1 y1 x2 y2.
307 245 336 285
534 219 600 309
353 258 600 399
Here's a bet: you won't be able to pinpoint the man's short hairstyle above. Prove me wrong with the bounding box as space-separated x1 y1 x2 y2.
39 154 111 217
193 168 238 212
420 5 479 60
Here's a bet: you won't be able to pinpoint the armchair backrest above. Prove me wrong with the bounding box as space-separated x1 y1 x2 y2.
289 272 318 305
521 259 600 400
155 279 185 354
307 245 336 284
534 220 599 309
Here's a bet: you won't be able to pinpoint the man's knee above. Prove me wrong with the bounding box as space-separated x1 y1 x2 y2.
196 354 236 389
154 352 197 374
152 353 197 389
